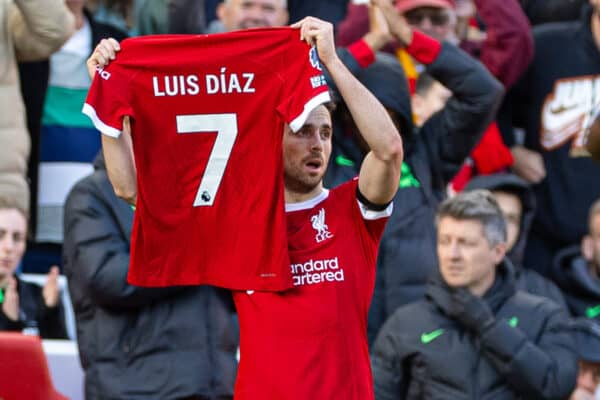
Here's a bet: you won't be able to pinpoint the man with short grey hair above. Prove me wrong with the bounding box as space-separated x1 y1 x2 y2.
372 190 578 399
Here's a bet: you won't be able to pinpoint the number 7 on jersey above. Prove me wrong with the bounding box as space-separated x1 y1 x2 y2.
176 113 238 207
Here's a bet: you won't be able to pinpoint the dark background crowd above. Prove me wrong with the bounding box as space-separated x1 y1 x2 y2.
1 0 600 399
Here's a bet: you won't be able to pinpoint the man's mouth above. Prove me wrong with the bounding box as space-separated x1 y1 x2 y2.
304 158 323 173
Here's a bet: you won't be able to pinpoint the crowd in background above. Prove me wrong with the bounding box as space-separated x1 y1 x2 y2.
1 0 600 399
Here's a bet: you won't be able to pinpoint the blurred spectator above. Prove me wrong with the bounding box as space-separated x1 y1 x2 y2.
323 2 503 343
465 173 568 309
520 0 587 25
135 0 169 35
553 199 600 321
0 0 74 223
287 0 349 27
571 318 600 400
0 197 67 338
34 0 127 250
206 0 288 33
168 0 207 33
339 0 521 191
501 2 600 276
371 190 577 399
63 152 239 400
135 0 209 35
89 0 136 34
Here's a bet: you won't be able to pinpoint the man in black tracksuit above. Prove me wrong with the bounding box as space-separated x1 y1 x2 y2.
465 173 567 309
372 190 577 399
63 152 239 400
324 15 504 344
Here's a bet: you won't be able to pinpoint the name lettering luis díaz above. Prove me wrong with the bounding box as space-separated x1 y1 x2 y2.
153 67 256 96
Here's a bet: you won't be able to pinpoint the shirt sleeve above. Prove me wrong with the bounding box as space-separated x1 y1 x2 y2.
82 61 134 138
276 32 331 132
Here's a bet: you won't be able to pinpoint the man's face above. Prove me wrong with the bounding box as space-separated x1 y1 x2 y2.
574 360 600 397
583 213 600 275
492 191 522 252
403 6 456 42
217 0 288 32
411 80 452 126
0 209 27 286
282 105 332 195
437 217 505 295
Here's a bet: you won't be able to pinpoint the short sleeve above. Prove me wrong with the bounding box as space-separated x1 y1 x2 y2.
82 63 133 138
276 34 331 132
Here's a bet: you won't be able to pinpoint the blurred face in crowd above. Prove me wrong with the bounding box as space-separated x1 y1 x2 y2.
282 105 332 198
437 217 505 296
571 361 600 399
217 0 289 32
411 80 452 126
492 191 522 252
403 6 456 42
0 208 27 287
583 211 600 277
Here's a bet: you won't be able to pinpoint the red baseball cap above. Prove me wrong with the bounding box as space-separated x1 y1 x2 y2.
395 0 455 13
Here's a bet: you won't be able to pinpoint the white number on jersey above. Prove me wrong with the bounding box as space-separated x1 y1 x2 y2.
176 113 238 207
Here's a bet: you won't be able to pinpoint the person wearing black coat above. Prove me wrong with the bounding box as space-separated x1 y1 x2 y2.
323 13 504 344
552 198 600 322
63 152 239 400
372 190 577 400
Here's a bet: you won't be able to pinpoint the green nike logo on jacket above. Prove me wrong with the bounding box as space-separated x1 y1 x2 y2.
421 329 444 344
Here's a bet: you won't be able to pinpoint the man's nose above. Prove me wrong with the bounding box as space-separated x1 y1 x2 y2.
0 237 14 253
309 132 324 151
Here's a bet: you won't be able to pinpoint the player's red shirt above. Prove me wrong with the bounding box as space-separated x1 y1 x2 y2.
233 179 392 399
82 28 330 290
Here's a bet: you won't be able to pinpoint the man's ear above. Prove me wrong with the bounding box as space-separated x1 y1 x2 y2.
582 235 594 261
493 242 507 265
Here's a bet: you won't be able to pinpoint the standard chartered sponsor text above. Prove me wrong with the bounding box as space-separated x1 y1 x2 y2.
291 257 344 286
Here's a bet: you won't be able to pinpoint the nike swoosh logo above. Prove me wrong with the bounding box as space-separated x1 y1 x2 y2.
421 328 444 344
586 305 600 318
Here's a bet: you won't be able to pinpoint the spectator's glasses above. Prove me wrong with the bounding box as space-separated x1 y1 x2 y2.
404 8 450 26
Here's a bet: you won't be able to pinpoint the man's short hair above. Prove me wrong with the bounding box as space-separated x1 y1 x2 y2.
589 198 600 233
437 190 507 246
0 196 28 220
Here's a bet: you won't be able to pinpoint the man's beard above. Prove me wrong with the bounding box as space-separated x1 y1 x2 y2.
284 171 322 195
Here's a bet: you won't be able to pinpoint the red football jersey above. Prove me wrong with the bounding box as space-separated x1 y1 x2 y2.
83 28 330 290
233 179 392 399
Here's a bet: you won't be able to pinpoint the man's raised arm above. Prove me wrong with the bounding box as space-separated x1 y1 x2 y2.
292 16 403 206
86 39 137 204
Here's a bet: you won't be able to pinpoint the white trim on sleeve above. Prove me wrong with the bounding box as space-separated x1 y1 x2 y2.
82 103 123 138
288 91 331 132
357 200 393 220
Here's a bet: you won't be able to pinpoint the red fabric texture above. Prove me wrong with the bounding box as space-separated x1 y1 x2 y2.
347 39 376 68
0 332 68 400
405 30 442 64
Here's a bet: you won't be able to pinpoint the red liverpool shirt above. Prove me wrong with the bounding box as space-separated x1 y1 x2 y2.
233 179 392 399
83 28 330 290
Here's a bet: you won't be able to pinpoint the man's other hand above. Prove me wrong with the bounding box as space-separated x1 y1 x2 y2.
87 38 121 79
